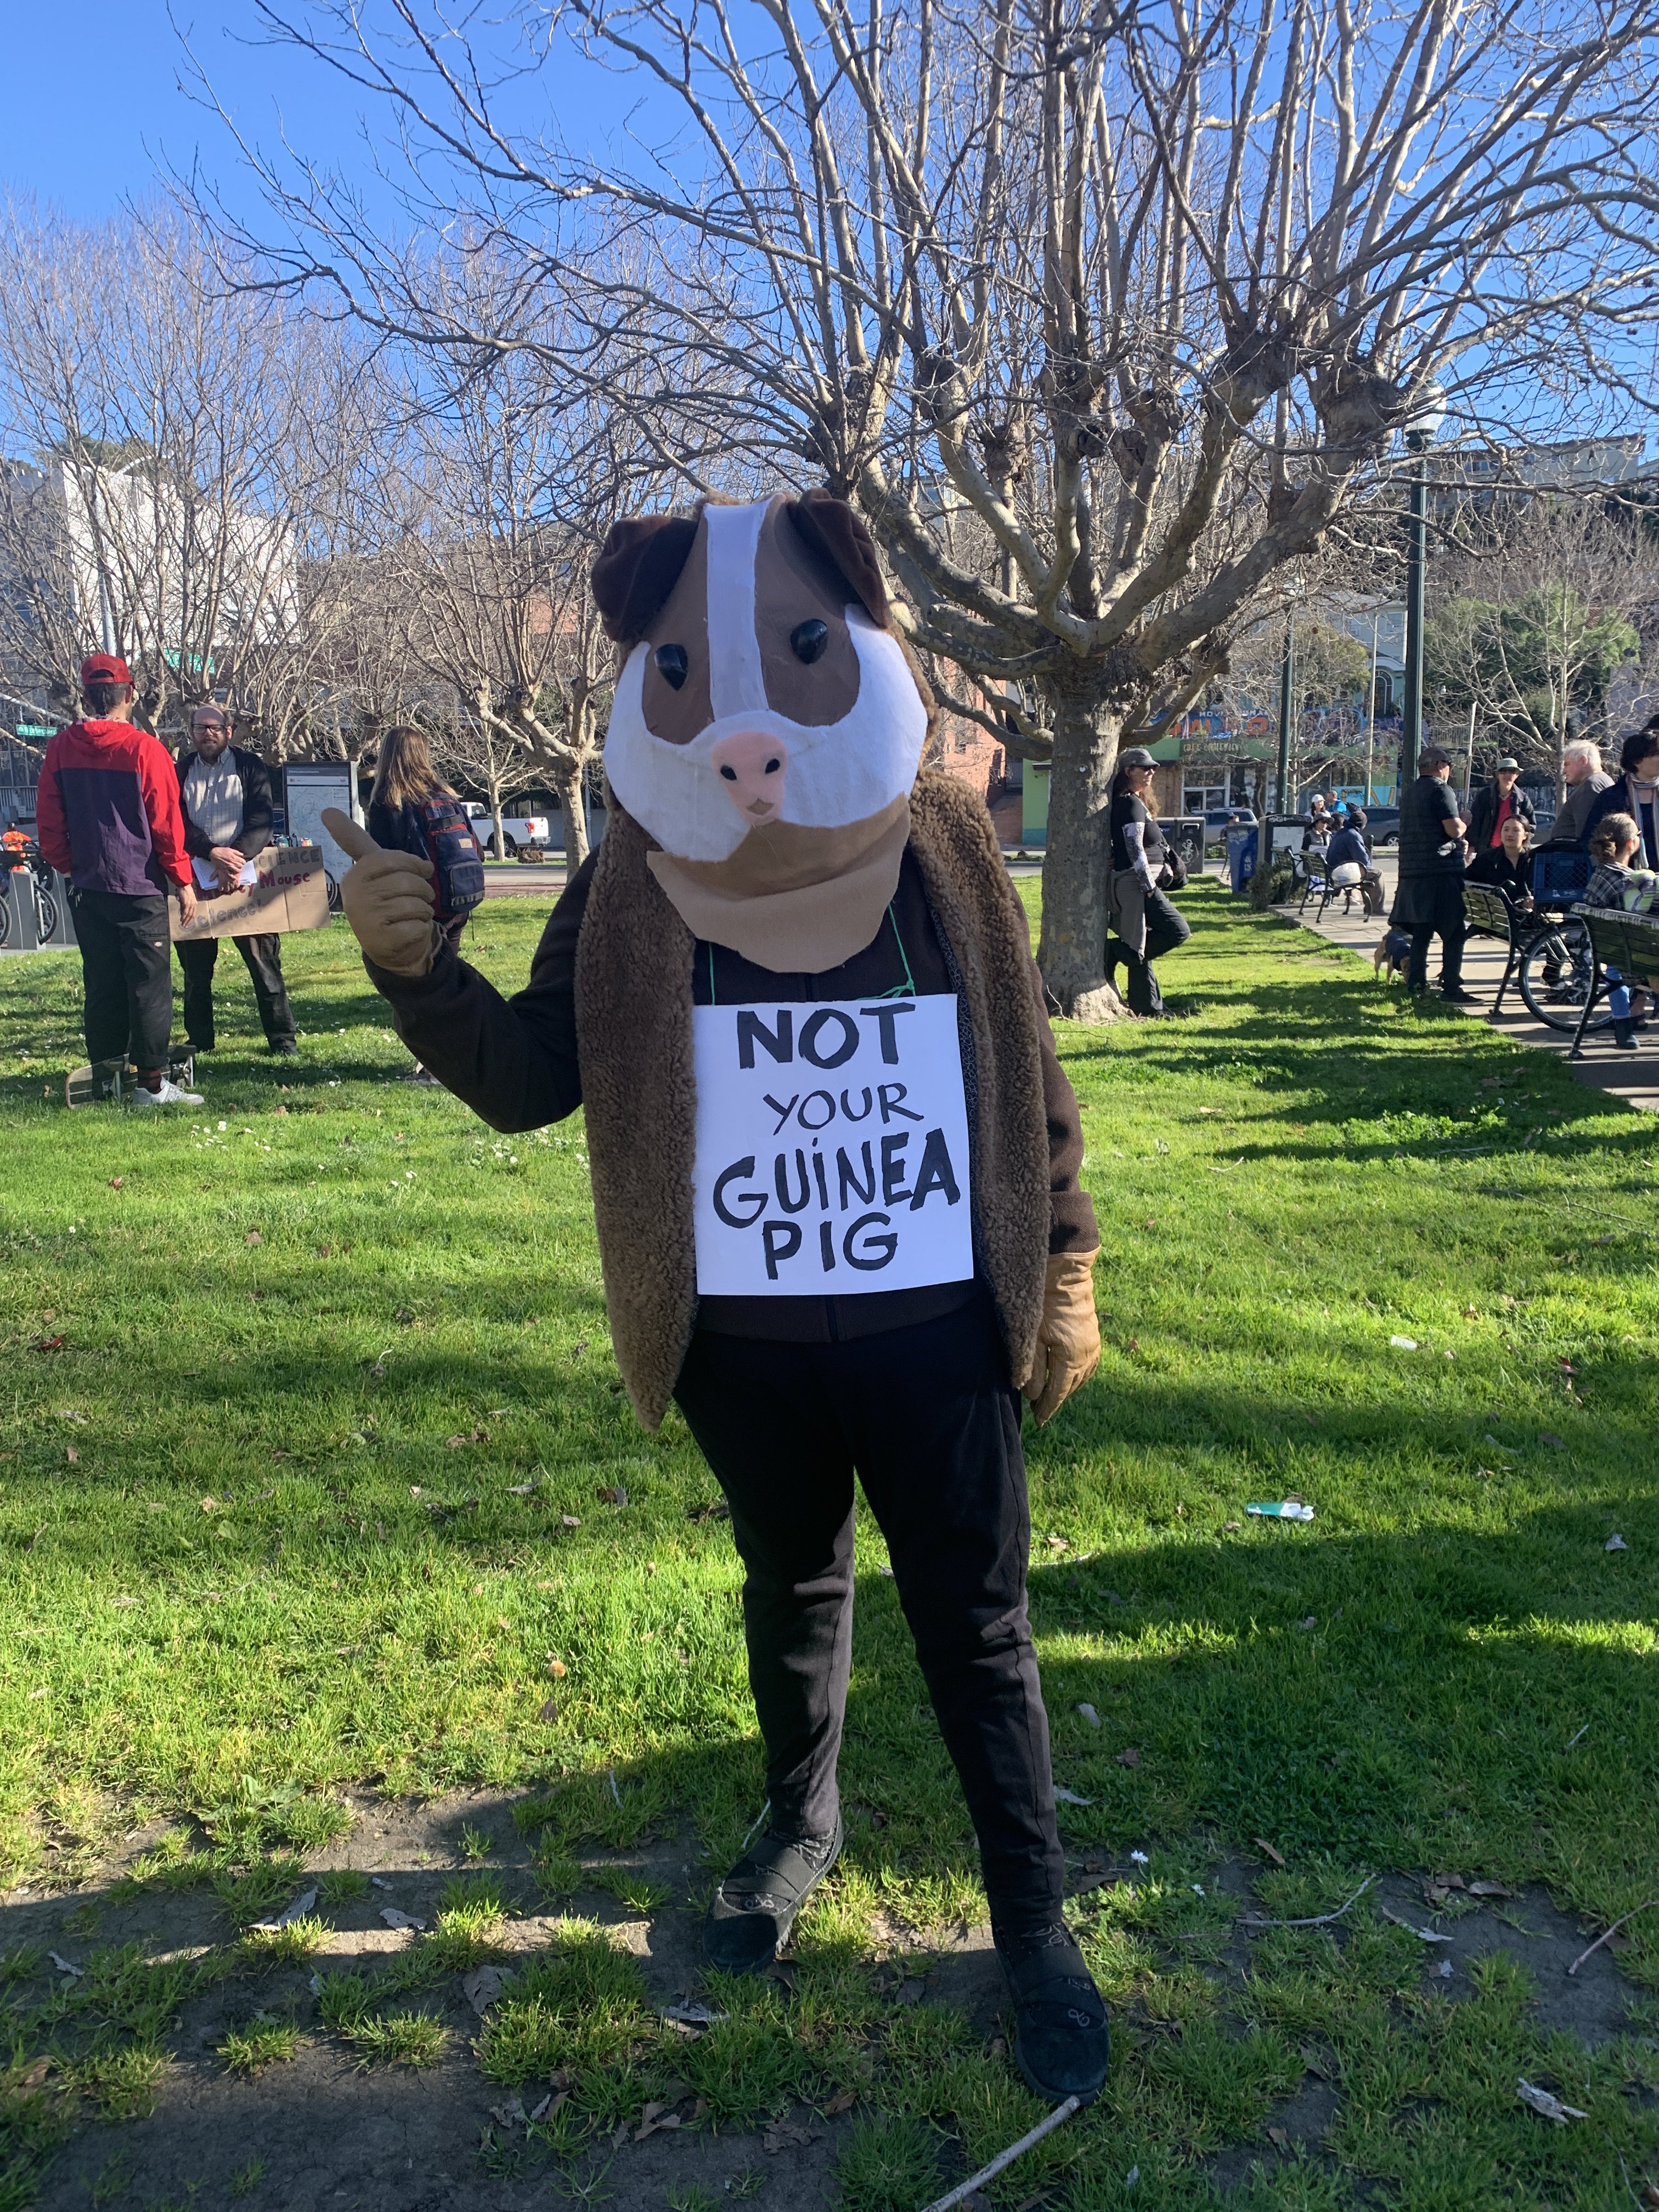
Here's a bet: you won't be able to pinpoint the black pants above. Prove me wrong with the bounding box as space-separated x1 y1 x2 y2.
1401 878 1466 992
673 1293 1064 1932
176 932 295 1049
70 890 174 1069
1108 889 1191 1015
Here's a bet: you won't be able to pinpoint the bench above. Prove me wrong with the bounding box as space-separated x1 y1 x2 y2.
1570 907 1659 1058
1460 881 1529 1016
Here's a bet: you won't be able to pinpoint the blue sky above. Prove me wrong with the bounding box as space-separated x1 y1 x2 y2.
2 3 640 226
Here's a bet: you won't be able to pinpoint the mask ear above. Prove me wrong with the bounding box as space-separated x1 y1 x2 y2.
785 489 890 628
590 514 701 645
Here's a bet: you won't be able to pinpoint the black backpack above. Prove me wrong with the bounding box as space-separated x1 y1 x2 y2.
416 795 486 923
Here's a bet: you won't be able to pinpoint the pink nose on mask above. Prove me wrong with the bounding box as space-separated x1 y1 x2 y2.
710 730 788 822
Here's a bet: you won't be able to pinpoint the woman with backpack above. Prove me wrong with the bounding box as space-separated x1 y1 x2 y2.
366 726 485 1084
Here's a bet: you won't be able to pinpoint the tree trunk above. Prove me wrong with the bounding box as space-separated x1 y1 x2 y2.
1035 689 1129 1022
490 786 507 861
555 758 589 870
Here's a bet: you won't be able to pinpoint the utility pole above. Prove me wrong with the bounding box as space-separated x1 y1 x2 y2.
1276 603 1296 815
1364 611 1380 805
1400 387 1443 787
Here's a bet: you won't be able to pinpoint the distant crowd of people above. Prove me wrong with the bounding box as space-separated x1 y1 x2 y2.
25 656 484 1105
1387 721 1659 1040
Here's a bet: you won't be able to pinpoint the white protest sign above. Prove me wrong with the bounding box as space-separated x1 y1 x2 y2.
692 995 974 1296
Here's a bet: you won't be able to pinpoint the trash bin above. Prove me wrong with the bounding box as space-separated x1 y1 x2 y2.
1227 825 1259 893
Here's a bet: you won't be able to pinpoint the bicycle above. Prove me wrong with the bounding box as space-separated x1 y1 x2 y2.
1513 849 1612 1034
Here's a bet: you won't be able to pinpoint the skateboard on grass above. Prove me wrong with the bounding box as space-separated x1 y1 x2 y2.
65 1051 196 1108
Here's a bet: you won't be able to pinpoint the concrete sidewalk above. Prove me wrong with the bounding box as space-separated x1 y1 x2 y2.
1278 853 1659 1115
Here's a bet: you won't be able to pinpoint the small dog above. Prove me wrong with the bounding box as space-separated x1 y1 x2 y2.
1373 926 1412 981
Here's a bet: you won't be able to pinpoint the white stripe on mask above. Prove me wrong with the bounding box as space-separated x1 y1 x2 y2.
703 501 769 720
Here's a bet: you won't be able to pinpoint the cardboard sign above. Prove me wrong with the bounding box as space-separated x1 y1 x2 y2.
692 994 974 1296
170 843 331 942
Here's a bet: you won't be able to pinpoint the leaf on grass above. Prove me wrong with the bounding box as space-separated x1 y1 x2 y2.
462 1965 509 2017
1045 1533 1068 1550
1224 1519 1241 1532
56 1409 87 1424
48 1952 83 1977
445 1427 489 1448
1516 2079 1588 2124
245 1231 263 1246
822 2089 857 2117
380 1907 426 1932
1297 1615 1317 1630
686 1500 731 1522
527 2089 569 2124
506 1480 537 1495
635 2101 682 2141
762 2120 817 2155
1115 1748 1141 1768
489 2099 527 2130
596 1485 628 1505
560 1514 582 1528
65 1446 78 1463
1077 1703 1101 1729
30 1335 66 1353
1468 1880 1515 1898
251 1887 319 1933
19 2058 50 2089
662 2001 726 2026
547 1659 567 1678
1254 1838 1287 1867
1606 1533 1628 1551
1379 1906 1452 1943
538 1699 558 1725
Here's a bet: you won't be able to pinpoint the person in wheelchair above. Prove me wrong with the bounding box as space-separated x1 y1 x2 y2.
1465 811 1534 910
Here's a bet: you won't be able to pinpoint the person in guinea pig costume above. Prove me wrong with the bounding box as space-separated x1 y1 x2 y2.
325 490 1108 2103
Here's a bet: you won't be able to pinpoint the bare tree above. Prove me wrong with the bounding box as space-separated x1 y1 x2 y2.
1425 495 1649 797
384 345 634 866
193 0 1659 1011
0 199 314 742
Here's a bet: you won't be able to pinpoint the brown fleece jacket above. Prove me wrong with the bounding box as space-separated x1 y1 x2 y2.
574 771 1053 1428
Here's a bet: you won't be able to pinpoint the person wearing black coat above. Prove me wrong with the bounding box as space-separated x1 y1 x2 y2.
1581 722 1659 872
173 706 297 1055
1465 813 1535 907
1464 758 1537 854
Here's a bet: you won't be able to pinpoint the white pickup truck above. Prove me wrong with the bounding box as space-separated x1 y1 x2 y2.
461 802 556 857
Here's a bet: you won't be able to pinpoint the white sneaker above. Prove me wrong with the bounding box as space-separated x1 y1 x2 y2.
130 1077 205 1109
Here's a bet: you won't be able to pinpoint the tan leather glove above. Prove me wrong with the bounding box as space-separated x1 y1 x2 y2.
322 808 441 978
1023 1250 1102 1426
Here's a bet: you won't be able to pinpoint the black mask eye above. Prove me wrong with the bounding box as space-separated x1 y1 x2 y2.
790 619 829 664
653 643 689 690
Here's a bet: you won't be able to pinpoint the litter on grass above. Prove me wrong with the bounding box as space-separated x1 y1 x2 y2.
1379 1905 1453 1943
663 2001 726 2026
48 1953 82 1978
379 1906 426 1931
1606 1533 1629 1551
1054 1787 1094 1805
462 1965 509 2016
1246 1502 1315 1521
1390 1334 1419 1350
251 1887 318 1932
1517 2080 1588 2125
1076 1702 1102 1729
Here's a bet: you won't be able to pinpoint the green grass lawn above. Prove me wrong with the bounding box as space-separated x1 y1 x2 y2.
1 878 1656 2209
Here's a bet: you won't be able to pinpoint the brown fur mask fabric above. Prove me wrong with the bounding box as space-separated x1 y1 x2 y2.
573 769 1050 1428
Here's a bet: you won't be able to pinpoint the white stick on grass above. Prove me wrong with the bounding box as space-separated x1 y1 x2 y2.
917 2094 1082 2212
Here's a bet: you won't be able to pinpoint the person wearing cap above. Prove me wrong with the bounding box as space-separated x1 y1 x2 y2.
35 654 203 1107
1105 747 1190 1017
1464 756 1536 853
173 703 297 1057
1391 743 1476 1002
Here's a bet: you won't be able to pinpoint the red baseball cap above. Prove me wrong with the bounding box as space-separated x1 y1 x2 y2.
81 653 132 687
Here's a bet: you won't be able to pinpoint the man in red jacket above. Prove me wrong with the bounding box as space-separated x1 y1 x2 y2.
36 654 204 1106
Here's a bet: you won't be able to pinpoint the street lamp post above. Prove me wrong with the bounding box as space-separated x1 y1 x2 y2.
1276 602 1296 814
1400 384 1445 787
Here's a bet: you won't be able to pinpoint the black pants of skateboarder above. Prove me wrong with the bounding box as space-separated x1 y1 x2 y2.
673 1288 1065 1933
176 932 295 1051
71 890 173 1069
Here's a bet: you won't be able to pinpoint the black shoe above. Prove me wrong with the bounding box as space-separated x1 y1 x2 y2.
704 1818 843 1974
187 1040 214 1054
269 1038 298 1057
1612 1019 1640 1050
995 1922 1110 2106
1441 985 1480 1005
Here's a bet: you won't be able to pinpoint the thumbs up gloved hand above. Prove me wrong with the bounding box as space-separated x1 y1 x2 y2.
1023 1250 1102 1426
321 808 442 978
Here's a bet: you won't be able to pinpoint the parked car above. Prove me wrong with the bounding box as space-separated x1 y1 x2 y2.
1357 807 1401 847
1196 806 1257 856
461 802 555 857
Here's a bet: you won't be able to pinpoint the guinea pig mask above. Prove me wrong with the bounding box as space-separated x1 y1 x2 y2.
593 493 928 972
